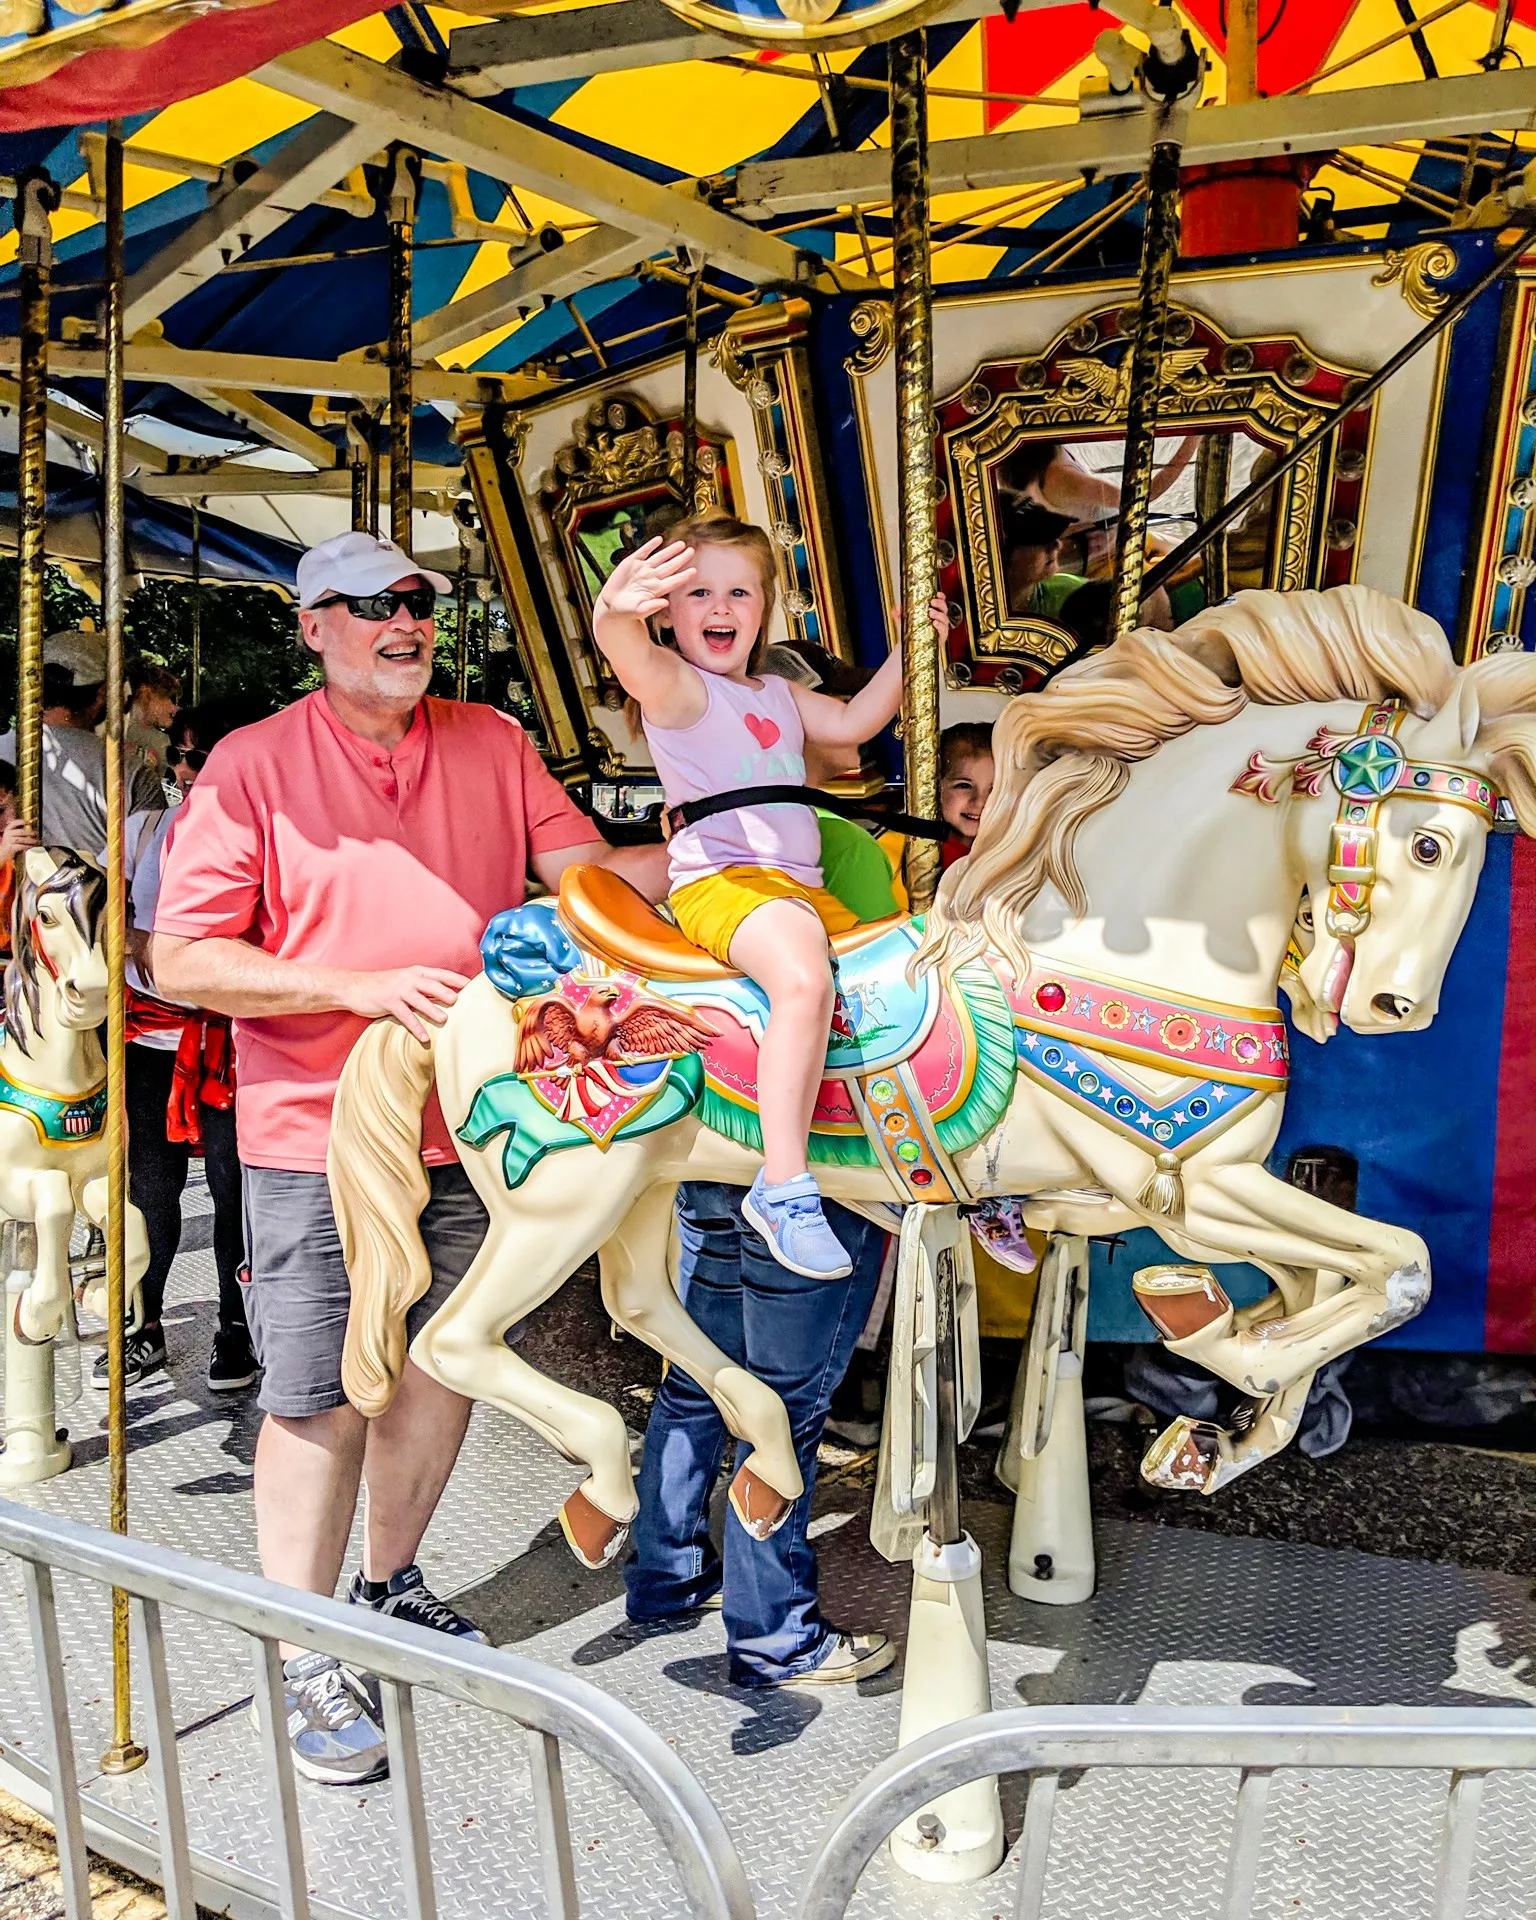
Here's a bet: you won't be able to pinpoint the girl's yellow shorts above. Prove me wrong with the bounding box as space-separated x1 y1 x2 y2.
670 864 860 965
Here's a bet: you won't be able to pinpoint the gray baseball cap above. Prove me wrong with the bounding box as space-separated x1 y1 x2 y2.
44 629 108 686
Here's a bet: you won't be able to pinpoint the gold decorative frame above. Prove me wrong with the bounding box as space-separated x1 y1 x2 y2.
937 302 1375 688
540 394 732 652
1462 269 1536 662
455 411 586 779
712 298 855 666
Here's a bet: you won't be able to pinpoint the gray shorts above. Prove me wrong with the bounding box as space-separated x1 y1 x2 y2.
240 1163 490 1419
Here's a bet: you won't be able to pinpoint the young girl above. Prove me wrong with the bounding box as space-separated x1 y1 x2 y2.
594 512 921 1280
938 721 995 867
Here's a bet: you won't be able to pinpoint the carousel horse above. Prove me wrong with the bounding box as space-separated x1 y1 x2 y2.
327 585 1536 1560
0 848 148 1484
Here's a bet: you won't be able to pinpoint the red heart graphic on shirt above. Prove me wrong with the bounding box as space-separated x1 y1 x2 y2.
744 713 781 751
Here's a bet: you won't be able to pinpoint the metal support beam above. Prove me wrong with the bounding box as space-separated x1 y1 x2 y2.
196 389 340 467
137 462 461 502
447 0 1061 91
413 225 652 362
258 39 871 291
737 61 1536 213
122 116 381 336
0 338 553 405
98 127 147 1784
14 171 56 840
891 36 940 918
0 377 169 475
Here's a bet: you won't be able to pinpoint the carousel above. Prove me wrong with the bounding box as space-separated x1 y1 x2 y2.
0 2 1534 1916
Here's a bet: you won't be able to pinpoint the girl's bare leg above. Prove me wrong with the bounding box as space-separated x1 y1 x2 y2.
728 900 834 1186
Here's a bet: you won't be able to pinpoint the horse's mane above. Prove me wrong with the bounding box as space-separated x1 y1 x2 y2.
915 584 1536 982
4 851 105 1057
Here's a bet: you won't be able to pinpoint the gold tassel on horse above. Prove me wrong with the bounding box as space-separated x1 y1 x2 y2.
1138 1149 1185 1217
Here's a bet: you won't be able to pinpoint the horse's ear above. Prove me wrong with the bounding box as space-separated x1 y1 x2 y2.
1413 677 1481 762
20 846 56 887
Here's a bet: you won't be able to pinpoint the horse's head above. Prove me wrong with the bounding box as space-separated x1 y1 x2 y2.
1294 679 1494 1036
4 847 108 1051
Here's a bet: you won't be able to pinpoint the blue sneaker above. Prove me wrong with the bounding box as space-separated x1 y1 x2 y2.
742 1172 852 1279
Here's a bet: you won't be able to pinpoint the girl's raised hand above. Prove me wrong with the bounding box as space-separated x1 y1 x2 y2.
928 591 950 644
597 537 697 621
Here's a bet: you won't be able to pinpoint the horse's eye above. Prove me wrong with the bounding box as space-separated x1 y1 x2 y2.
1410 833 1443 867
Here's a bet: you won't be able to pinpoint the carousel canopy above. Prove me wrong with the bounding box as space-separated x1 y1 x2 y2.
0 0 1531 567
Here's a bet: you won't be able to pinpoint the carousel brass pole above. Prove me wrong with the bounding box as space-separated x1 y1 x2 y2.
15 170 57 839
99 126 146 1778
190 503 203 703
1226 0 1259 104
887 33 1003 1889
347 410 370 534
455 541 470 701
386 149 419 552
890 32 940 919
681 259 701 509
367 408 382 538
1110 132 1182 640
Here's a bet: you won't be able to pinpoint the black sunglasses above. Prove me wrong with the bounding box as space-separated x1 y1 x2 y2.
167 745 208 771
311 586 439 622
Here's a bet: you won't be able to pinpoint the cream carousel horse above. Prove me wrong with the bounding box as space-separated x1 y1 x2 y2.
0 848 148 1484
328 586 1536 1560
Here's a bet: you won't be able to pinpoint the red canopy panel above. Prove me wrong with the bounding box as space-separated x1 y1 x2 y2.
0 0 378 134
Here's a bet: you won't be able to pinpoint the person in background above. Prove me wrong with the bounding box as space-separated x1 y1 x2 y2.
1056 578 1175 662
125 659 182 782
1000 434 1198 525
0 761 39 957
100 703 256 1397
0 630 166 857
938 722 995 869
1001 502 1088 622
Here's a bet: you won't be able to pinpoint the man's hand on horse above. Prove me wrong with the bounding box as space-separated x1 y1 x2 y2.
346 965 470 1044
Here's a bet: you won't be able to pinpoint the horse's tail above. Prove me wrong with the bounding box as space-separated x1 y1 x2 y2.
328 1019 437 1417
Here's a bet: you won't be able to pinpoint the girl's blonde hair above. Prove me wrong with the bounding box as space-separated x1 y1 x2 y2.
622 510 780 737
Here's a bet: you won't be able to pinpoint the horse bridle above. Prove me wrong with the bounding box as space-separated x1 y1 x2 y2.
1235 701 1499 941
1311 704 1498 938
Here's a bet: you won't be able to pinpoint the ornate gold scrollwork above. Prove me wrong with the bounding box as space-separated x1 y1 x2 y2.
941 301 1367 677
843 301 895 377
1372 241 1458 320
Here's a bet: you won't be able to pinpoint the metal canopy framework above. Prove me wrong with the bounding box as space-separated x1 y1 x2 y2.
0 0 1532 554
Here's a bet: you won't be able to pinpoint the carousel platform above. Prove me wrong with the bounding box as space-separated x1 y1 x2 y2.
2 1171 1535 1920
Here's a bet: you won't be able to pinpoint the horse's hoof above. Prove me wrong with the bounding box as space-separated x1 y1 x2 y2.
1132 1264 1232 1342
558 1486 631 1571
13 1296 56 1348
1139 1416 1223 1495
728 1464 793 1541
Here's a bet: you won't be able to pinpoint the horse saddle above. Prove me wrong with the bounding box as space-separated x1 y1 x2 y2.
557 865 906 982
471 871 1016 1203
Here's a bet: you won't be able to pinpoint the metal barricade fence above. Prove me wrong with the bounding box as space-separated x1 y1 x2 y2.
799 1704 1536 1920
0 1497 754 1920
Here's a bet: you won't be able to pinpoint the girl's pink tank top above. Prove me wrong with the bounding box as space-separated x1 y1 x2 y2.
643 670 824 893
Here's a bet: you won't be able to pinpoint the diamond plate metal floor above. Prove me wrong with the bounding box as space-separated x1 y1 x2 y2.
2 1171 1534 1920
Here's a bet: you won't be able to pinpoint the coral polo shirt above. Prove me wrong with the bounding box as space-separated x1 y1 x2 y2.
154 690 596 1173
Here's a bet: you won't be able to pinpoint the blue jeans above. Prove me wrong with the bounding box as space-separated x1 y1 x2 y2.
624 1181 886 1685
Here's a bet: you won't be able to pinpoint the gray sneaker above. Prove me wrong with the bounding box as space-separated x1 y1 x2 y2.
771 1630 896 1688
271 1652 388 1785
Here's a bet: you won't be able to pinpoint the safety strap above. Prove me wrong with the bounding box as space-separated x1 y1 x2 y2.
665 785 946 842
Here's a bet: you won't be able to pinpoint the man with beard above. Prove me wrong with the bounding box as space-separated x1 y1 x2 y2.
153 531 658 1785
